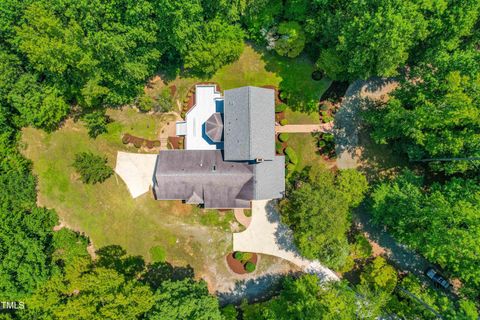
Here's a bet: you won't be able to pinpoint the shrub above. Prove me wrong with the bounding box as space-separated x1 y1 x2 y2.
318 140 326 148
245 262 256 273
234 252 244 260
286 163 296 171
242 252 253 261
73 152 113 184
323 115 334 123
280 119 288 126
320 103 329 111
324 133 335 142
275 103 287 113
284 147 298 164
82 110 108 138
275 142 284 154
278 133 290 142
180 112 186 119
133 140 143 148
137 94 155 112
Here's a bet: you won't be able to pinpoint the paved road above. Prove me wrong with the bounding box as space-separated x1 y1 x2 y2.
275 123 334 133
233 200 339 282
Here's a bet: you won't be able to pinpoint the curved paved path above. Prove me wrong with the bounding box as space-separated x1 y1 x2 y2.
233 200 339 282
234 209 251 228
275 123 334 133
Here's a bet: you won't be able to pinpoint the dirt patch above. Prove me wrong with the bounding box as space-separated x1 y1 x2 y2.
226 252 258 275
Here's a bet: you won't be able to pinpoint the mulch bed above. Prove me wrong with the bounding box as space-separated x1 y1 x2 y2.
122 133 160 149
168 136 184 149
226 252 258 275
275 111 285 122
169 85 177 97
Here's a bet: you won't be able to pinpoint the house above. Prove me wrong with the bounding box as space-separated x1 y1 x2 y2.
152 85 285 209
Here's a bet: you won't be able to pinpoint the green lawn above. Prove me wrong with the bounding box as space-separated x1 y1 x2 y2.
21 109 235 283
155 43 331 112
21 42 324 288
286 133 330 173
284 108 320 124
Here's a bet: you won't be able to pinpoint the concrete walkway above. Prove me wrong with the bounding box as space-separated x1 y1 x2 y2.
234 209 251 228
233 200 339 282
115 151 158 198
275 123 334 133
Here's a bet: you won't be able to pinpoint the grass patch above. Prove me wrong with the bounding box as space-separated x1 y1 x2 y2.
198 209 234 232
163 43 331 112
149 245 167 262
20 109 232 275
287 133 329 172
285 108 320 124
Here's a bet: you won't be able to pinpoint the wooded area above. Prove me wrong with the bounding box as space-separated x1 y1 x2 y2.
0 0 478 318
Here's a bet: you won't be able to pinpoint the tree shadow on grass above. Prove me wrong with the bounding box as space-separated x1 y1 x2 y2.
251 45 332 112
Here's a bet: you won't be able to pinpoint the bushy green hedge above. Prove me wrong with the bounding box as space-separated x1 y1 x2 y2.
284 147 298 164
73 152 113 184
245 262 256 273
276 142 284 154
286 163 296 171
278 133 290 142
234 252 244 260
280 119 288 126
275 103 287 113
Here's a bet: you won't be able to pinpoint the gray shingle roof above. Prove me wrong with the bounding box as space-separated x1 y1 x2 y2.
153 150 285 208
254 156 286 200
153 150 254 208
223 86 275 161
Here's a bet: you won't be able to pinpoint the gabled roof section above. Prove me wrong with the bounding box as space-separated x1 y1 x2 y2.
223 86 275 161
253 156 285 200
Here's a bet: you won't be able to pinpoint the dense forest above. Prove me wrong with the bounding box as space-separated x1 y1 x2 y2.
0 0 479 319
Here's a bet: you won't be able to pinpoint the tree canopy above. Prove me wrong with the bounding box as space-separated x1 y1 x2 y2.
371 170 480 295
280 166 368 268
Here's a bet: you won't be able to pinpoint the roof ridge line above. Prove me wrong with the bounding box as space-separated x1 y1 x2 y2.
248 86 252 159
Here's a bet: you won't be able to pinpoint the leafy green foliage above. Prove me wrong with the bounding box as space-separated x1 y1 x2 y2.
387 274 478 320
82 110 108 138
147 279 222 320
182 19 245 76
73 152 113 184
284 146 298 164
280 165 368 268
364 48 480 174
371 171 480 294
275 103 287 113
245 262 256 273
274 21 306 58
278 133 289 142
361 257 398 293
21 258 155 320
243 275 363 319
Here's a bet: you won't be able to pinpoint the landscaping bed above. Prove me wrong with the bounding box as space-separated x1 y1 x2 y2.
226 251 258 274
122 133 161 149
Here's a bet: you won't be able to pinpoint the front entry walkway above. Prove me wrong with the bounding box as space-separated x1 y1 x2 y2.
275 123 334 133
233 200 339 282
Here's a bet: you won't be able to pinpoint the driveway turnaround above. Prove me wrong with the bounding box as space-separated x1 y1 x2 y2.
233 200 339 282
115 151 158 198
275 123 334 133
